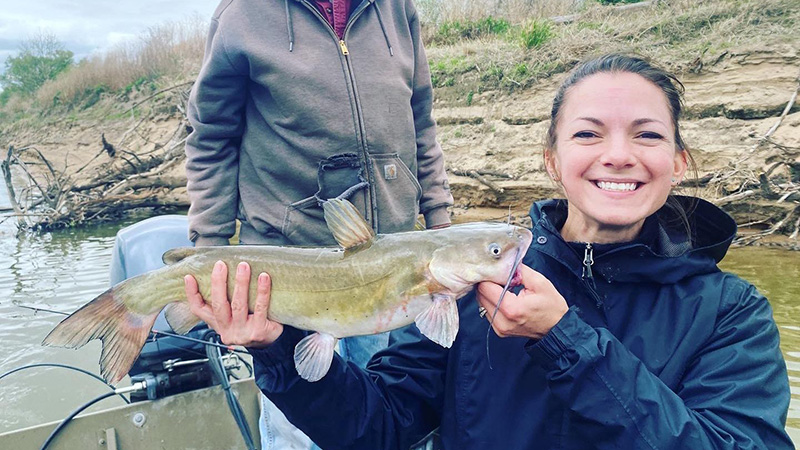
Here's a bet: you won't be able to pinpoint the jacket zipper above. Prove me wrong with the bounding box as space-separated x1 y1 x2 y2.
298 0 376 225
582 243 604 309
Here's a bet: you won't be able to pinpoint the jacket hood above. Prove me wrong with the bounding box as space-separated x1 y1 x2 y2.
283 0 393 54
528 196 737 284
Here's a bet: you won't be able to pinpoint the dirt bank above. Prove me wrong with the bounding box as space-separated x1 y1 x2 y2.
1 44 798 246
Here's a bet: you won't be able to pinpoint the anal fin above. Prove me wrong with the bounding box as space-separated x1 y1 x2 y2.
415 293 459 348
293 332 338 382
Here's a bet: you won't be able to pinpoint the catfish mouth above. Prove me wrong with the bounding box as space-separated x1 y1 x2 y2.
592 180 642 193
509 266 524 287
496 246 525 288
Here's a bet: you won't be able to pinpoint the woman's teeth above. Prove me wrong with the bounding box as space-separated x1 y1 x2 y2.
596 181 638 192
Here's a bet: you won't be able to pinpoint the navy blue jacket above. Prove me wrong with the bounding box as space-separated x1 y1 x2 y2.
251 197 792 449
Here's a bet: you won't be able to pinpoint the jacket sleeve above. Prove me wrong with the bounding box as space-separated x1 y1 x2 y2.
249 325 447 450
526 278 793 449
185 12 247 246
407 3 453 229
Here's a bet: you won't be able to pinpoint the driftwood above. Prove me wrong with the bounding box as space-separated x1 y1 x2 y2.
125 81 195 115
705 70 800 246
5 105 191 231
449 168 513 194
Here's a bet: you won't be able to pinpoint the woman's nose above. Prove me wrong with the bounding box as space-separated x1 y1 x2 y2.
599 138 637 168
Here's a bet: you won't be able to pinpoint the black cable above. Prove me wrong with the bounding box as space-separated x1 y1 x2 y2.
39 390 117 450
0 363 130 404
151 329 250 355
206 335 256 450
204 332 257 450
240 357 254 378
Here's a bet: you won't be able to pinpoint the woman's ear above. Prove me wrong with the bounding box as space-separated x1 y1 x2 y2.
544 148 560 182
672 150 688 186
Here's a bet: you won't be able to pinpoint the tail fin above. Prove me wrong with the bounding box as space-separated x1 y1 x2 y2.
42 286 159 384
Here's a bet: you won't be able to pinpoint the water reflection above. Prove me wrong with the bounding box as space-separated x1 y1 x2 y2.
0 218 132 431
0 218 798 443
719 247 800 434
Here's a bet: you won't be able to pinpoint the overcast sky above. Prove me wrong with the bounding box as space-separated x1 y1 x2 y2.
0 1 221 73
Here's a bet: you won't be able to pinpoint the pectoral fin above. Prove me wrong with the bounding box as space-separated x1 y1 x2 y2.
293 332 338 382
415 294 459 348
164 302 202 334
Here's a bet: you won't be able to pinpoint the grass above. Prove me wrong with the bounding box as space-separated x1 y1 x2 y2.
0 0 798 122
423 0 799 102
431 17 511 45
518 20 553 49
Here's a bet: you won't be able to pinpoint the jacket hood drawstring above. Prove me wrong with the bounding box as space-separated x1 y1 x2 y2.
285 0 393 56
370 0 394 56
285 0 295 51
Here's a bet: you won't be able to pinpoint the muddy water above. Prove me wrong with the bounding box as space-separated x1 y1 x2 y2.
0 210 797 444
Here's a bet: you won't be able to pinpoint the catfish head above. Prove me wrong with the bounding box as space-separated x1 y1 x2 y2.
428 223 533 297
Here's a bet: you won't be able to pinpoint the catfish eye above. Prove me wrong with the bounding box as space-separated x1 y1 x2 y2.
488 243 502 259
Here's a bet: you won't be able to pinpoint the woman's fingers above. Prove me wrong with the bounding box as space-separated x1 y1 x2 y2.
184 274 215 325
210 260 232 322
476 281 505 310
476 265 568 339
518 265 550 289
253 272 271 325
230 262 251 327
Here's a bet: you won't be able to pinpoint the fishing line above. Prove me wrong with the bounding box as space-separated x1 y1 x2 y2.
485 247 524 370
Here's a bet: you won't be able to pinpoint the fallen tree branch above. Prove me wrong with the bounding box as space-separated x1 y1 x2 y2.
450 169 513 179
125 80 194 115
713 190 755 207
466 170 504 194
107 175 187 195
749 68 800 154
734 204 800 246
1 147 26 227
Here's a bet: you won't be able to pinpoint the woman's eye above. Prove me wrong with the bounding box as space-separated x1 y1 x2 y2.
573 131 598 139
637 131 665 140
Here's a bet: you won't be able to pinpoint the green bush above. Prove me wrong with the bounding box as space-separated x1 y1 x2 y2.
81 84 109 109
518 20 553 49
433 16 511 44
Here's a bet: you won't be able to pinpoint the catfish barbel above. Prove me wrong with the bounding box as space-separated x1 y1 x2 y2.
43 199 532 383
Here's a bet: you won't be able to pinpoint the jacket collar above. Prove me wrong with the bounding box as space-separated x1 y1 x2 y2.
528 196 736 284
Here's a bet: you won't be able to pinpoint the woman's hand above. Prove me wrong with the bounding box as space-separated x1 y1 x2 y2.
476 264 568 340
184 260 284 348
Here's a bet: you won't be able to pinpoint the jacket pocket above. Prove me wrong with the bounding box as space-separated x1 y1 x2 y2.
281 196 338 246
368 153 421 234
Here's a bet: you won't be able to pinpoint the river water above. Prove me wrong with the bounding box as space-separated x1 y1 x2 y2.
0 182 798 442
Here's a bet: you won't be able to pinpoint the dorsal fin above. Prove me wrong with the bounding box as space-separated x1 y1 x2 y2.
162 247 198 265
322 198 375 250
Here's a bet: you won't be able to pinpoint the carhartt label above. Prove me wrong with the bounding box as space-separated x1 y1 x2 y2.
384 164 397 180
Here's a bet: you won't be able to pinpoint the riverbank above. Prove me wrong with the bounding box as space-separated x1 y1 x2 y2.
0 0 798 245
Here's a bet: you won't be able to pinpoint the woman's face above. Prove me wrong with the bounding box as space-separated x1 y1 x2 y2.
546 71 687 243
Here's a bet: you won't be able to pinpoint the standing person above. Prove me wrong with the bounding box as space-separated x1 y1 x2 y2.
184 0 453 448
185 53 793 449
